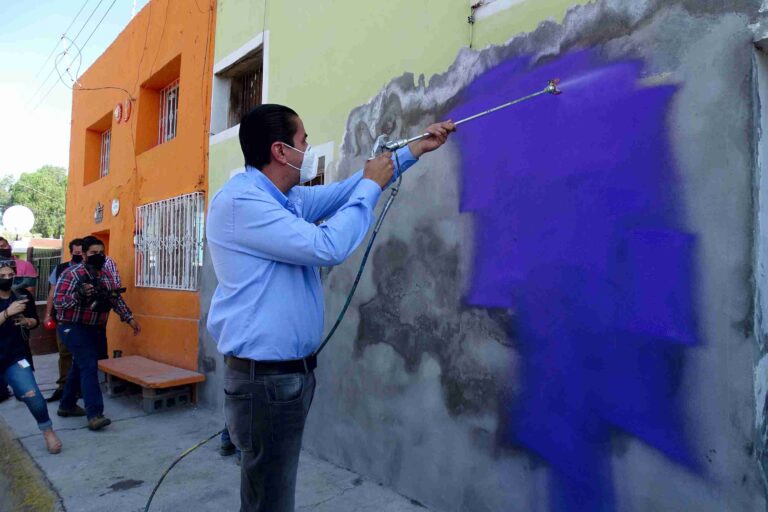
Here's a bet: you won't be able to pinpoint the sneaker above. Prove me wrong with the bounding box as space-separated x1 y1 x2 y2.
46 389 64 403
87 415 111 431
57 405 86 417
219 440 236 457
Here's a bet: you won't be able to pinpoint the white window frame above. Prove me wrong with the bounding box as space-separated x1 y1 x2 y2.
134 192 204 291
210 31 270 145
100 129 111 178
158 78 180 145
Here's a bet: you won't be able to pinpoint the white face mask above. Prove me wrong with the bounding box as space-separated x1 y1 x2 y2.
284 144 319 184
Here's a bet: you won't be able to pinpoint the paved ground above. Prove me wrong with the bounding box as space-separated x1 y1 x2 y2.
0 354 429 512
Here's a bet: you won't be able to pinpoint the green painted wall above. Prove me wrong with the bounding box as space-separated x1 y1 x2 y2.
209 0 591 192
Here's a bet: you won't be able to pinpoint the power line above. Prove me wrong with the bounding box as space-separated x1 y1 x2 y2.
28 0 105 107
33 0 91 80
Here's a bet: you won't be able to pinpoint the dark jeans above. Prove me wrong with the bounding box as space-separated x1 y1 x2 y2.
3 360 52 430
54 331 73 391
59 324 104 419
224 363 316 512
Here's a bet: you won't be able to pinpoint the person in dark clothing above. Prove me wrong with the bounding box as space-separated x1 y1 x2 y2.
44 238 84 402
0 259 62 454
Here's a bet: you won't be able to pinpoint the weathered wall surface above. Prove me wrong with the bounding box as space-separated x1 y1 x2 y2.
301 1 767 511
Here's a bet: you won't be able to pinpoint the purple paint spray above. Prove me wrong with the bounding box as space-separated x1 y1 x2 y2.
448 50 700 510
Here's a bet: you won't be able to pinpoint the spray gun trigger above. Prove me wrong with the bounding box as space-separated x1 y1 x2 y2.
370 134 392 160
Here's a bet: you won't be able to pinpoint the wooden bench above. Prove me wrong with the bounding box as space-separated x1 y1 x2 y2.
98 356 205 414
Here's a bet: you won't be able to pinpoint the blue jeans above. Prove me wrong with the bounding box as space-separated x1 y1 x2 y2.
225 364 316 512
3 360 52 430
59 324 104 419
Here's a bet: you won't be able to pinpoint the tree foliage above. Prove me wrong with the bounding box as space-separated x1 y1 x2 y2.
2 166 67 238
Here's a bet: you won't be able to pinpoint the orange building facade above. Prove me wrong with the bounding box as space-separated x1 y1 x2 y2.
65 0 215 371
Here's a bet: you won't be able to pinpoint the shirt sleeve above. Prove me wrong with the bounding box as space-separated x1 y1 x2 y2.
48 268 57 286
227 179 383 267
295 146 418 224
53 269 82 311
110 294 133 323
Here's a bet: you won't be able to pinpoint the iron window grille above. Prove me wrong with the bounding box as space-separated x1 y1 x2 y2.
134 192 204 291
158 78 180 145
227 49 263 129
100 129 111 178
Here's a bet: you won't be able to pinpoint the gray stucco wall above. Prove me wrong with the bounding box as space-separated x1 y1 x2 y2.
198 1 768 510
302 1 767 511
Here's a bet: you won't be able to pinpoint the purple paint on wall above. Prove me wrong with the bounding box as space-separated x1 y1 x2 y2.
448 50 700 510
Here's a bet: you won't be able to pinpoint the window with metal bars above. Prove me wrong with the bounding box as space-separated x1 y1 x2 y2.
158 79 180 145
226 49 263 129
100 129 111 178
134 192 204 291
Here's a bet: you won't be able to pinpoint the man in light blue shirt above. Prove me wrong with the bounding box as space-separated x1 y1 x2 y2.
206 104 454 511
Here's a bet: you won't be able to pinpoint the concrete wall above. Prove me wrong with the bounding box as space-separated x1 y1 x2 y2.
202 0 768 510
309 2 766 511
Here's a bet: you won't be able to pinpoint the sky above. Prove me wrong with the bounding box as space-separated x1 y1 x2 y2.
0 0 150 179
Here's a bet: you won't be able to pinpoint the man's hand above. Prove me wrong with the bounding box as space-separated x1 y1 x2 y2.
363 152 395 190
409 121 456 158
128 318 141 336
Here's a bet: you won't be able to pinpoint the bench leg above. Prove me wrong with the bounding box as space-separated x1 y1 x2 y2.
141 386 192 414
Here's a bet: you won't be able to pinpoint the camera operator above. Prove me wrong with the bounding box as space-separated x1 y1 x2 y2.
53 236 140 431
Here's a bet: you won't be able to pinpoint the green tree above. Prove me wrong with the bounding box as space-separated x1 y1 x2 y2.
9 166 67 238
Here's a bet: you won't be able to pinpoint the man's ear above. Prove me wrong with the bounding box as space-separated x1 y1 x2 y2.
271 142 287 165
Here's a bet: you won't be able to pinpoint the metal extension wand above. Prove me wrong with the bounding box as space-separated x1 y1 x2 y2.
371 79 562 156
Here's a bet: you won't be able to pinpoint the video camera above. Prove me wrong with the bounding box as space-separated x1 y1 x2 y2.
77 276 126 313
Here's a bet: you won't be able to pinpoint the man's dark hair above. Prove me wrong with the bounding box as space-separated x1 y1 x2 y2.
239 104 299 170
0 237 8 245
81 236 104 253
68 238 84 253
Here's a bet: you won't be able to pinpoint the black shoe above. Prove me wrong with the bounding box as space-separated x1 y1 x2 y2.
46 389 64 403
220 440 236 457
88 415 111 431
57 405 86 417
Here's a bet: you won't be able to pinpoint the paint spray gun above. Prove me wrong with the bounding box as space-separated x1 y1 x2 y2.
369 79 562 159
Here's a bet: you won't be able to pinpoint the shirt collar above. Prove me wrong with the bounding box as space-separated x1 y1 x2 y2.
245 165 289 208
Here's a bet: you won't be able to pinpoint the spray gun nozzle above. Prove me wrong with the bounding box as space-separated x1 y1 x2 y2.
547 79 562 95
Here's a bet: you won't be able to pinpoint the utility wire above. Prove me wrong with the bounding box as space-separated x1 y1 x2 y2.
28 0 106 108
33 0 91 79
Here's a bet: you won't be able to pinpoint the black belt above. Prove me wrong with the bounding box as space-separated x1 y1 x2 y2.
224 354 317 375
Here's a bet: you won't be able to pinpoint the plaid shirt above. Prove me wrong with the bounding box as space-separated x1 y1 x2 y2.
53 264 133 326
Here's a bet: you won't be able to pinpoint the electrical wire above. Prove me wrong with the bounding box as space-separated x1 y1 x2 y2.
27 0 106 107
33 0 91 80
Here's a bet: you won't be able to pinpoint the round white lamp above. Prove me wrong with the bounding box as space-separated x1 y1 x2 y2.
3 205 35 240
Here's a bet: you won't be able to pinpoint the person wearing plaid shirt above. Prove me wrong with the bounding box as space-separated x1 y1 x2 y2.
53 236 140 431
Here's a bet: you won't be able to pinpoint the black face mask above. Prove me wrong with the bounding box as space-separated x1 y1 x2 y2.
71 254 83 264
86 254 106 270
0 249 12 259
0 278 13 292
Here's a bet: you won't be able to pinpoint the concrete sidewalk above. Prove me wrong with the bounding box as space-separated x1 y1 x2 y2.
0 354 429 512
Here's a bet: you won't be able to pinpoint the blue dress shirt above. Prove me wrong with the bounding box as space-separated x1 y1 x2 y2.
206 146 418 360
